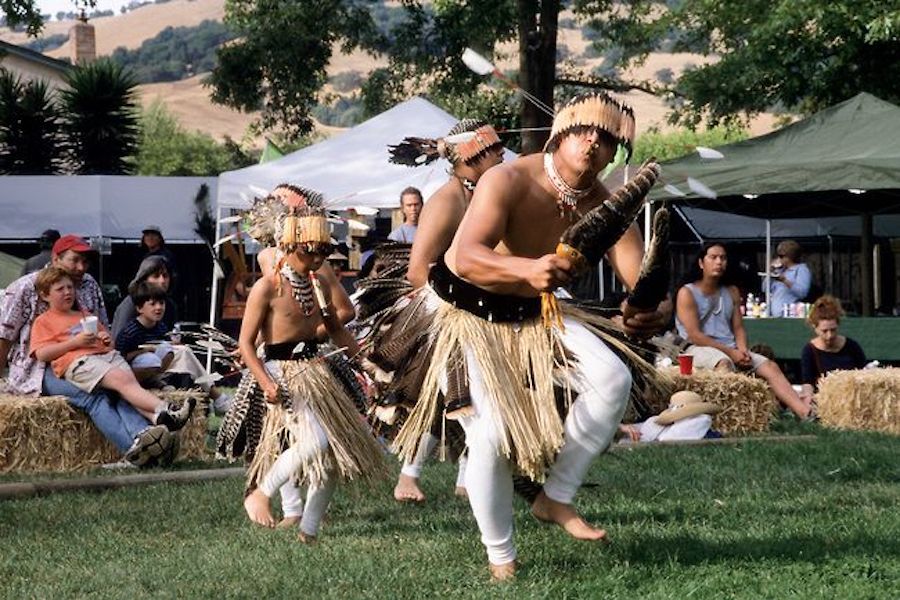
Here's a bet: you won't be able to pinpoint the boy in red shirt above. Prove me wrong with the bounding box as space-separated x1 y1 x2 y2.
29 267 193 431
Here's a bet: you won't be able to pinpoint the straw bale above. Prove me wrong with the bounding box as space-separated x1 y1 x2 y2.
0 390 210 474
817 368 900 435
631 369 774 434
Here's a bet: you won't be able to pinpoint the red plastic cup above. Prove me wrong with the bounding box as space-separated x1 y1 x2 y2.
677 354 694 375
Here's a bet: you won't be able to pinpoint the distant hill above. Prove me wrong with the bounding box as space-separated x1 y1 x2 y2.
0 0 776 145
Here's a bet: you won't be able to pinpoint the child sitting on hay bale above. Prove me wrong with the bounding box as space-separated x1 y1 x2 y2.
115 281 231 414
29 267 195 433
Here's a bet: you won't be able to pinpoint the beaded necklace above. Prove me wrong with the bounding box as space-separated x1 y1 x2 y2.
543 152 594 217
280 263 316 316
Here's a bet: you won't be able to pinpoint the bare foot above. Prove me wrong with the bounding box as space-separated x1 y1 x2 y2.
489 561 516 582
454 486 468 499
531 491 608 542
298 531 318 544
243 489 276 528
276 516 300 529
393 473 425 503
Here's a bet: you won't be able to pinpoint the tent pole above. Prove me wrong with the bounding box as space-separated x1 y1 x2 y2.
861 213 873 316
765 220 772 315
207 205 224 372
827 235 834 294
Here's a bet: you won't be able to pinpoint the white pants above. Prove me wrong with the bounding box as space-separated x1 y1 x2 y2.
459 318 631 565
399 432 468 487
258 361 336 536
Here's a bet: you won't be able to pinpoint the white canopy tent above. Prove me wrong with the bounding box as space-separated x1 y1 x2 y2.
216 96 515 211
0 176 216 242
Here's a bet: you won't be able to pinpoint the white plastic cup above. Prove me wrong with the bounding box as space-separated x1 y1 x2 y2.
81 315 98 334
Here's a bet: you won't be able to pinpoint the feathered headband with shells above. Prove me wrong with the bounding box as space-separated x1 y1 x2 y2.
544 91 636 160
244 183 332 253
388 119 502 168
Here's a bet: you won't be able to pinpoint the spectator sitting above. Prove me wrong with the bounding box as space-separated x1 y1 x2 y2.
675 241 814 418
29 267 194 432
388 186 422 243
21 229 60 276
0 234 175 466
619 391 723 442
769 240 812 317
111 256 178 341
800 295 867 396
115 281 231 415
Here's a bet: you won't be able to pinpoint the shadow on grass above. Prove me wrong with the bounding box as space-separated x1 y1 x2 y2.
618 530 900 566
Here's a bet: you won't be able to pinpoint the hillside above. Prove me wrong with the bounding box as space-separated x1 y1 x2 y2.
0 1 777 145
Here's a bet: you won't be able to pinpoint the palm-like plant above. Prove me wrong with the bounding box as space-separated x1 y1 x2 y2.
60 60 140 174
0 70 66 174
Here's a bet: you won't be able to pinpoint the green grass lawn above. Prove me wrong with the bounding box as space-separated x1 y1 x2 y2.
1 425 898 599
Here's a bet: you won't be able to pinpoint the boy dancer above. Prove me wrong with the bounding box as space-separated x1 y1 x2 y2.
30 267 194 434
237 186 385 542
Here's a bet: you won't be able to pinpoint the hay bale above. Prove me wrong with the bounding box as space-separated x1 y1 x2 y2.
817 368 900 435
631 369 774 434
0 390 210 474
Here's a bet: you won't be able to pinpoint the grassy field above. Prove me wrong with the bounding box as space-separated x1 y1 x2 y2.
1 424 898 599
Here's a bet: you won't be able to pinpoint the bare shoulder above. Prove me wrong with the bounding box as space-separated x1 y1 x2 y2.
725 285 742 301
424 181 463 215
248 273 275 300
475 156 536 201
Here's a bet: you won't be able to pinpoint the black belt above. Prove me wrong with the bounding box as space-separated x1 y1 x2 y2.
428 258 540 323
264 340 319 361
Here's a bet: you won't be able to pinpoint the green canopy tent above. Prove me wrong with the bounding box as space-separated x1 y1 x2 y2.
653 93 900 314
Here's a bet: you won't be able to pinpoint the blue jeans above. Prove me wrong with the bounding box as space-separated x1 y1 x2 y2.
42 369 151 453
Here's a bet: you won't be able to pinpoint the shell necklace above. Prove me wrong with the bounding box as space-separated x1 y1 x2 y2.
280 263 316 316
544 152 593 217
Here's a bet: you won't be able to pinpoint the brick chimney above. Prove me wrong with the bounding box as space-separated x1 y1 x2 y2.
69 12 96 65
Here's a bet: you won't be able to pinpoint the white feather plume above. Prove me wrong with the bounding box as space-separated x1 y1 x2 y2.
696 146 725 159
687 177 717 199
663 184 687 197
213 233 239 248
218 215 243 224
462 48 495 76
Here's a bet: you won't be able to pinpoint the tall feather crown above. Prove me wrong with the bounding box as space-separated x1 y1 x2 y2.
545 91 635 159
388 119 502 168
244 183 330 252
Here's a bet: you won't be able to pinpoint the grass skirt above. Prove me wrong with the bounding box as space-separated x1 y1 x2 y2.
239 359 387 490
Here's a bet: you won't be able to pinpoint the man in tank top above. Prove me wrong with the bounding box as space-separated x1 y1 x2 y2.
675 242 814 418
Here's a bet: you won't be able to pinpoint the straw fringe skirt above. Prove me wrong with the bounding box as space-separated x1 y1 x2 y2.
392 298 569 482
244 359 387 490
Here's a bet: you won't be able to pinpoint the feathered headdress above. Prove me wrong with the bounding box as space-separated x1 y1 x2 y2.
388 119 502 168
244 183 331 254
544 91 635 160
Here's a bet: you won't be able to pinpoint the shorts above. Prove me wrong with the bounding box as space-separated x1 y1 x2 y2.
65 351 130 393
685 345 768 372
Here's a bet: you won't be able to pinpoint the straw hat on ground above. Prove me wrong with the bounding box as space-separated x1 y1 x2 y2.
655 390 723 425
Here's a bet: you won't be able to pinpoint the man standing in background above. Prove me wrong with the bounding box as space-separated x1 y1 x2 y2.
388 187 423 243
21 229 60 276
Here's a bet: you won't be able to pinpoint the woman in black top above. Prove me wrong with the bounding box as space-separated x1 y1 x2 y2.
800 295 866 394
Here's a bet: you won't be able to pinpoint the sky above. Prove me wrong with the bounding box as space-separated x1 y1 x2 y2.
37 1 128 19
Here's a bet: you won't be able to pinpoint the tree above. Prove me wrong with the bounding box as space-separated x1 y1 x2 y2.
574 0 900 127
135 99 252 176
59 59 140 174
208 0 381 141
1 0 95 36
0 70 67 174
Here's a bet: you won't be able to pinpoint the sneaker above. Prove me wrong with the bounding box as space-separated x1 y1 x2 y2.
124 425 177 468
212 392 232 417
156 397 196 432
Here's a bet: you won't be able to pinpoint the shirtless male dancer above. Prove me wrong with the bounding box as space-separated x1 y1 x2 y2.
388 119 504 502
399 91 671 579
239 186 384 542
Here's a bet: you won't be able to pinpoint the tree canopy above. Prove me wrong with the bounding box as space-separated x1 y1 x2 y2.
575 0 900 127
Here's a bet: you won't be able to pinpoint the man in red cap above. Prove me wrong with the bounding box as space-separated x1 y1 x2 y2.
0 234 174 466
